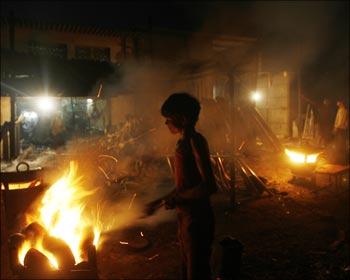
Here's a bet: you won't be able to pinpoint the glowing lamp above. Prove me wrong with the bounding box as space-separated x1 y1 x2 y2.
251 91 262 102
38 96 55 112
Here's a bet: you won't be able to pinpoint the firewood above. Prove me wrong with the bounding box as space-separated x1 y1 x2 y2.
79 226 94 260
8 233 26 272
75 261 90 270
22 222 47 244
8 233 26 249
24 248 53 273
42 235 75 270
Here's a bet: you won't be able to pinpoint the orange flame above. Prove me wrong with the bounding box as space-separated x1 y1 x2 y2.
19 161 102 267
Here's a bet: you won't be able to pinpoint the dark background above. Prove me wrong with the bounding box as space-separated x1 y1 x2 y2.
2 1 349 102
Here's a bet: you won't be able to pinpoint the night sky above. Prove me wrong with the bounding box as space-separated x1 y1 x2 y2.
1 1 349 102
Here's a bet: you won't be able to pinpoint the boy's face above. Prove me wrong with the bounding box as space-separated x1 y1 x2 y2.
165 118 181 134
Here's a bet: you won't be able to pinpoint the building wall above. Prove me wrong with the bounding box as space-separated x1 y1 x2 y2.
2 25 123 63
0 25 9 50
0 96 11 160
257 71 292 138
0 96 11 125
150 32 187 62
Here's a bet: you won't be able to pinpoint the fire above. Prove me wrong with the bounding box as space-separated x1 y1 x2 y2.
18 240 31 266
93 228 100 247
35 241 59 269
20 161 101 268
285 148 319 164
18 239 59 269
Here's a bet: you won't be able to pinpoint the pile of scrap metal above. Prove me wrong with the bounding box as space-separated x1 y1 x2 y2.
201 104 281 199
200 101 283 155
77 115 152 155
166 152 272 204
68 116 158 186
235 156 273 197
211 154 272 198
234 105 284 154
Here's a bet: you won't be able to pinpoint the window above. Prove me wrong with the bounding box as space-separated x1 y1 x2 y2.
92 47 110 62
75 46 110 62
75 46 92 60
27 42 67 59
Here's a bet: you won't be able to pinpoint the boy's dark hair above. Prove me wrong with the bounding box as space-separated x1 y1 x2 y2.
161 93 201 128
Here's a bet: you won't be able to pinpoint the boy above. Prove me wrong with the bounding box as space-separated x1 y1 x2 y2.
145 93 217 280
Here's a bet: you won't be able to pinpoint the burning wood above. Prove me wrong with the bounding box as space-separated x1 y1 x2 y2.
8 161 101 278
42 235 75 270
24 248 54 273
22 222 47 244
9 233 26 272
80 226 95 261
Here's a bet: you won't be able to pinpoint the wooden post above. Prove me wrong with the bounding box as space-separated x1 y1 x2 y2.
228 72 236 209
9 11 15 51
148 16 153 64
1 191 12 279
133 36 139 61
2 125 10 161
121 35 127 60
9 94 16 159
297 43 303 143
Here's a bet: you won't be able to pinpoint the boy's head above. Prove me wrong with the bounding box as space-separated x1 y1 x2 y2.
161 93 201 132
336 99 346 108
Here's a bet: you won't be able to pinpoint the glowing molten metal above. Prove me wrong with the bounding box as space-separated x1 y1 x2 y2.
285 148 319 164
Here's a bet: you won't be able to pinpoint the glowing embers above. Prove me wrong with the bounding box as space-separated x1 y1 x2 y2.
285 148 320 165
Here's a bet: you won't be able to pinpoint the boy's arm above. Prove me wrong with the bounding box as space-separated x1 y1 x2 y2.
143 189 177 216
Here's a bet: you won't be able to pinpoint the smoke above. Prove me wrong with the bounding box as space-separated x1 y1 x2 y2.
252 1 349 101
197 1 349 101
63 61 183 234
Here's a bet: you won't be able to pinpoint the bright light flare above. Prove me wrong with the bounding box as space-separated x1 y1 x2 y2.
37 96 55 112
285 149 319 164
23 111 38 121
306 153 319 163
251 91 262 102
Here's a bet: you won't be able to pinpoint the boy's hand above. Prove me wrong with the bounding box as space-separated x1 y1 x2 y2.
164 193 180 210
164 197 176 210
142 199 163 217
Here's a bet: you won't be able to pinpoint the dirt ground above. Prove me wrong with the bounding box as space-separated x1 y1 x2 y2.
1 145 348 280
97 150 349 280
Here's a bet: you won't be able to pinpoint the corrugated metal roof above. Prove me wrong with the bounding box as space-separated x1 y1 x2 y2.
1 17 140 38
